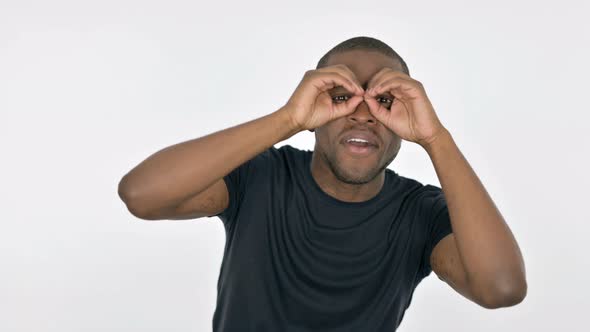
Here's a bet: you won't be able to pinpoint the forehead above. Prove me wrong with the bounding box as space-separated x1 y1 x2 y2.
324 49 403 86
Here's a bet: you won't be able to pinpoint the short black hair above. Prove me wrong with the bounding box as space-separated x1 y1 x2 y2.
316 36 410 76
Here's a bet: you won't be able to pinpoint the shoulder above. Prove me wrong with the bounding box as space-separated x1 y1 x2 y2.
390 173 446 212
276 144 310 157
247 144 291 164
246 144 310 172
391 172 441 197
273 144 312 164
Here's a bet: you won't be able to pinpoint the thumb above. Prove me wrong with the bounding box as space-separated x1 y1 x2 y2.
363 96 388 123
334 95 364 117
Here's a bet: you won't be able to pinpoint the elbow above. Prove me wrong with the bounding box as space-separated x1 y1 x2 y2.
118 175 134 204
118 177 151 219
479 277 528 309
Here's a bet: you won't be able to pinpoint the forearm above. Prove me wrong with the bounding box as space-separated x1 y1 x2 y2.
118 106 300 216
423 129 527 304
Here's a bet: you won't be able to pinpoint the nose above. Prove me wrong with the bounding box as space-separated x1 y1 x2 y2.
347 99 377 125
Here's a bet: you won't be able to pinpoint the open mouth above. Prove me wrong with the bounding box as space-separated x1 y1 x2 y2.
342 141 378 156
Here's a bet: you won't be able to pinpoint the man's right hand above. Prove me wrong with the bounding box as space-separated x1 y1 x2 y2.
283 64 366 132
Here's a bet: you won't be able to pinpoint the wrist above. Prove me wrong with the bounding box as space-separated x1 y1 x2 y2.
422 127 453 154
274 106 302 140
277 105 303 134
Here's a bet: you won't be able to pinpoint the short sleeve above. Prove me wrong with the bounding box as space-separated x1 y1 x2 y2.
206 147 274 225
418 185 454 280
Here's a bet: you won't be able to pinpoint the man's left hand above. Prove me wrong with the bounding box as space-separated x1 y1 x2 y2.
363 68 448 147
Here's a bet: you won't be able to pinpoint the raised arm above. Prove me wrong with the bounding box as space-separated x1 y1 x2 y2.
117 108 299 220
118 64 366 220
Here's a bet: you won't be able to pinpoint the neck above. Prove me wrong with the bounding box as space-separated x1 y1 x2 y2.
310 151 385 203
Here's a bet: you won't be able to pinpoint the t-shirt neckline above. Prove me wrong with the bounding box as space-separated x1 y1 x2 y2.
304 150 389 208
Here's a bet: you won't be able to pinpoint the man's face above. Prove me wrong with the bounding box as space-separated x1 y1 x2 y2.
314 49 403 185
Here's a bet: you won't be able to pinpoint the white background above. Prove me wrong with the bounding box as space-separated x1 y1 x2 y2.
1 0 589 331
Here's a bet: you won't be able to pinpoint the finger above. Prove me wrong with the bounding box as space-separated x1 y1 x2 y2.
334 64 365 94
334 95 364 117
345 95 365 110
368 77 419 100
315 71 362 96
367 68 411 90
363 95 388 123
318 65 364 95
367 67 390 89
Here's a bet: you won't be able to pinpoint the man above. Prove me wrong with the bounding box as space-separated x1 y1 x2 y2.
118 36 527 331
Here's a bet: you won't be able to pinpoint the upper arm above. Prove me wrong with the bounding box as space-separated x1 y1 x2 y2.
430 233 480 304
140 178 229 220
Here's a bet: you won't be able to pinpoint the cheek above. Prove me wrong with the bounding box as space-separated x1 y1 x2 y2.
317 123 344 144
385 137 402 152
314 130 338 149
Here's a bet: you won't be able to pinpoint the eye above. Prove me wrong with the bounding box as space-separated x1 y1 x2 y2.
377 96 394 104
332 95 394 104
332 95 349 103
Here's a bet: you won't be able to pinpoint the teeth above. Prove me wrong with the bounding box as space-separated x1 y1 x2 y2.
347 138 369 143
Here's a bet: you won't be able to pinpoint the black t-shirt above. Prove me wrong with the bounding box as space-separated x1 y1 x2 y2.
207 144 453 331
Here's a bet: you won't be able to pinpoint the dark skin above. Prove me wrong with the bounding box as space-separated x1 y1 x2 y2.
309 49 527 309
310 51 402 203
